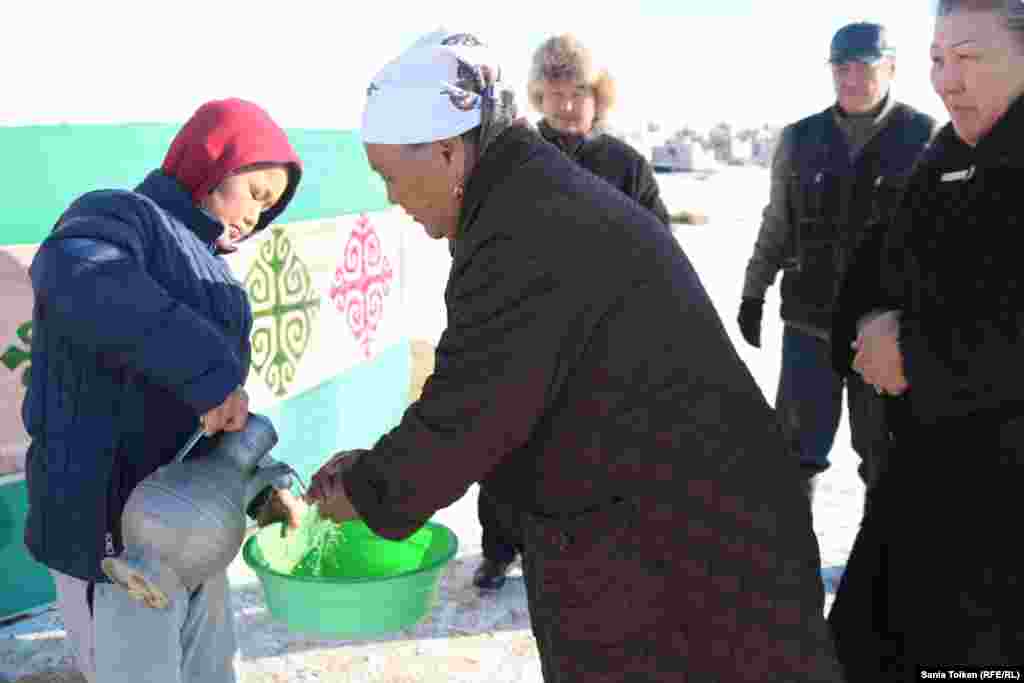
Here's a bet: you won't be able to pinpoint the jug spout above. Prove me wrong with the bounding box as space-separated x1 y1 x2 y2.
244 462 295 511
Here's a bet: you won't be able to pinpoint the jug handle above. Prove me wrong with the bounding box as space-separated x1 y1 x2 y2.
174 424 207 464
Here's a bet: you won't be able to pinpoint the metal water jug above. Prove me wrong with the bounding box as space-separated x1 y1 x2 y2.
101 413 293 609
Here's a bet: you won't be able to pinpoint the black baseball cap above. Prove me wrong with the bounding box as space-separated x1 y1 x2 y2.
829 22 895 64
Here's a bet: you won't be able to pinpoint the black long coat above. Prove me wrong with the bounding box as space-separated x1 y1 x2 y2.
829 96 1024 681
343 125 843 681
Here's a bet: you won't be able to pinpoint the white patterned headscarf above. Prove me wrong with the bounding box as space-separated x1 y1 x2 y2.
361 28 518 157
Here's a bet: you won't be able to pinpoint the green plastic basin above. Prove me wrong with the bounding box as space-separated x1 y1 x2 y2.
242 519 457 637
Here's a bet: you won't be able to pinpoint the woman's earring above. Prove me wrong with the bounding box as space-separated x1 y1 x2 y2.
453 182 464 199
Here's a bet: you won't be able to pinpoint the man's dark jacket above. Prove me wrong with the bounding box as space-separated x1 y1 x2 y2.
22 172 270 582
339 125 843 681
828 95 1024 680
537 119 670 226
743 99 936 333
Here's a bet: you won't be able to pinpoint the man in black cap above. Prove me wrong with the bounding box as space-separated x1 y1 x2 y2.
736 22 937 516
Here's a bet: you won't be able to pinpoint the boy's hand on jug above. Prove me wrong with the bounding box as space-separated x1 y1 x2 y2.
201 385 249 435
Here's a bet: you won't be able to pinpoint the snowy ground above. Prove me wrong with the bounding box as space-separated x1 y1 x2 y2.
1 166 865 682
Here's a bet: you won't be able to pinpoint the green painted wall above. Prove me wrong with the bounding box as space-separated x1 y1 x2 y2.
0 124 390 246
0 480 56 619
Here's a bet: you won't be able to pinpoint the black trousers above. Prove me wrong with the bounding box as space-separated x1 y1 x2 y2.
478 485 523 564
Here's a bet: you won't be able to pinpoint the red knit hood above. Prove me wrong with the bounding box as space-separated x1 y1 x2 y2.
162 98 302 234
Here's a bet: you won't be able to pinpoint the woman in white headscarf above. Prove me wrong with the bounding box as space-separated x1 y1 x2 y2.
307 29 843 682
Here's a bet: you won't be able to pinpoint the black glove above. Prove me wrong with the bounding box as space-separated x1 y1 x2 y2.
737 298 764 348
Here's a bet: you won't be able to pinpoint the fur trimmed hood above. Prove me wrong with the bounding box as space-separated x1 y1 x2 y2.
527 34 616 120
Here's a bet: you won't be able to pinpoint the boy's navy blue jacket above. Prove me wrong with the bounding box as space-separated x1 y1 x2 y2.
23 171 257 582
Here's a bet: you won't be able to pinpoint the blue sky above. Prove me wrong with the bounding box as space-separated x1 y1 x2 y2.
0 0 949 133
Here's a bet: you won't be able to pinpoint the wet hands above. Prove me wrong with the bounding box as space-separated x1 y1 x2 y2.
201 385 249 435
254 488 308 532
305 451 361 524
852 310 908 396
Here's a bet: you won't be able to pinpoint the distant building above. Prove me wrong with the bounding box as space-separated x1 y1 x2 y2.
645 120 780 170
731 137 754 164
751 127 781 167
651 138 717 172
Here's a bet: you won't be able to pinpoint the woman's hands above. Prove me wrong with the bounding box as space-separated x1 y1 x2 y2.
852 311 909 396
201 385 249 435
306 451 361 524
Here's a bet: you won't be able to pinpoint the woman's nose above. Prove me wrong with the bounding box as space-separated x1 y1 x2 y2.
941 63 965 94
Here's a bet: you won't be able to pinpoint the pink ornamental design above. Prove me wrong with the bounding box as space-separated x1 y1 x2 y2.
329 214 394 358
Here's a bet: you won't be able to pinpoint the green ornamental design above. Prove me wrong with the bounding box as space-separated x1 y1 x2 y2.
246 228 320 397
1 321 33 387
0 234 322 397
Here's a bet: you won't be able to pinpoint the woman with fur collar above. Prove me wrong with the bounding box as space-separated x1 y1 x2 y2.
530 34 671 227
472 33 684 592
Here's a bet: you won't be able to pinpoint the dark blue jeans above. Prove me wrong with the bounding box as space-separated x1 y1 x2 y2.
776 325 889 487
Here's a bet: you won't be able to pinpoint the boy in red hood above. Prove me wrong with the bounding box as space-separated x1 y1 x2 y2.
23 98 304 683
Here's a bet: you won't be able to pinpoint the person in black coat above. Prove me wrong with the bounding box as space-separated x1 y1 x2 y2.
306 28 844 682
530 34 669 225
472 32 673 592
828 2 1024 679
